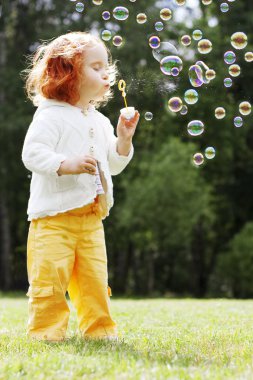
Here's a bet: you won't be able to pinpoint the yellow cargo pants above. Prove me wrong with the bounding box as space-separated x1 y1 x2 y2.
26 196 118 341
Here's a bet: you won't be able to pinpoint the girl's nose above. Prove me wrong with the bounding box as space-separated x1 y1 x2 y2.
103 70 109 80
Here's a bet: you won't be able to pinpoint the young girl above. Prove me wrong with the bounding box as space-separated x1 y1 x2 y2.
21 31 140 342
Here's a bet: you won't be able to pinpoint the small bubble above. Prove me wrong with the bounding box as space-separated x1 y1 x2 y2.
144 112 153 121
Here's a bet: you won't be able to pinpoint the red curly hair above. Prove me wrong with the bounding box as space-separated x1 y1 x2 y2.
21 31 118 108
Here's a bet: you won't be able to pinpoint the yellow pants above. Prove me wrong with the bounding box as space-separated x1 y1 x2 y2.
26 196 118 341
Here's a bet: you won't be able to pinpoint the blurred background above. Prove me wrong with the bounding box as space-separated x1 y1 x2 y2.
0 0 253 298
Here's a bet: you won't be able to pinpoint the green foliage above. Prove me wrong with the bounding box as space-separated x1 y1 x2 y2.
1 0 253 296
121 137 212 249
214 222 253 298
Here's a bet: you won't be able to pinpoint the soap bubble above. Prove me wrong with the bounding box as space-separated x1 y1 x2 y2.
224 51 236 64
196 60 210 80
149 36 160 49
202 0 212 5
155 21 164 31
234 116 243 127
168 97 183 112
160 56 183 76
198 39 213 54
244 52 253 62
180 105 188 115
187 120 205 136
231 32 248 50
101 30 112 41
160 8 172 21
92 0 103 4
205 147 216 159
193 153 204 166
152 42 178 62
206 69 216 81
102 11 110 20
192 29 203 41
189 61 210 87
239 101 251 116
171 67 180 76
76 2 84 12
215 107 226 119
188 65 205 87
220 3 229 12
181 35 192 47
145 112 153 121
136 13 147 24
228 64 241 77
224 77 233 87
113 35 123 47
175 0 186 5
113 6 129 21
184 89 199 105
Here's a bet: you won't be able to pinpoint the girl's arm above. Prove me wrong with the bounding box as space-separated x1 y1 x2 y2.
106 120 134 176
21 116 66 177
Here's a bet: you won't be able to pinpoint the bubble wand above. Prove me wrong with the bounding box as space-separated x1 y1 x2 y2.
118 79 135 120
118 79 128 110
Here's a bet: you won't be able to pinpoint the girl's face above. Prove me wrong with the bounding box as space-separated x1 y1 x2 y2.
79 43 110 103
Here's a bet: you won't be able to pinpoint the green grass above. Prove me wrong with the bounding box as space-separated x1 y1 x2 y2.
1 294 253 379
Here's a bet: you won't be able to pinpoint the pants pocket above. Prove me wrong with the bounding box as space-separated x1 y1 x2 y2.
26 282 54 298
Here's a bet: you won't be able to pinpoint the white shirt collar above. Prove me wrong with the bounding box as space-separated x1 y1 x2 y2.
37 98 96 114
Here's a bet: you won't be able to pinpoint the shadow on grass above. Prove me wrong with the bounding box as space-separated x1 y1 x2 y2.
39 335 175 364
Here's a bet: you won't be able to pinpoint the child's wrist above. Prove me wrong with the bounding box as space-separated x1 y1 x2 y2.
57 160 70 176
116 138 132 156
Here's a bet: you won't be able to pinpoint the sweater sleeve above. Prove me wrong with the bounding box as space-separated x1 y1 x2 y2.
21 115 67 177
106 119 134 176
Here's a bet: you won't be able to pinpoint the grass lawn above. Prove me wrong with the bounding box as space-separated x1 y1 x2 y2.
0 294 253 379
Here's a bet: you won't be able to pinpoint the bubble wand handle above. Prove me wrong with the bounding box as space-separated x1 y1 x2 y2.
118 79 128 110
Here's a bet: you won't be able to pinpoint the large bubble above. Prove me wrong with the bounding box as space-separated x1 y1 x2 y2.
187 120 205 136
160 56 183 76
215 107 226 119
160 8 172 21
245 52 253 62
149 36 161 49
193 153 204 166
152 42 178 62
101 30 112 41
197 39 213 54
239 101 251 116
229 64 241 77
224 51 236 65
181 35 192 47
231 32 248 50
184 89 199 105
136 13 147 24
205 147 216 159
113 6 129 21
168 97 183 112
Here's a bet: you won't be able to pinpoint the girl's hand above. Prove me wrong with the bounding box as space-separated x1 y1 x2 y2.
57 155 97 176
116 110 140 141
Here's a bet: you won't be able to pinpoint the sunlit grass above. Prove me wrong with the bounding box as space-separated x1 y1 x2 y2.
1 294 253 379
